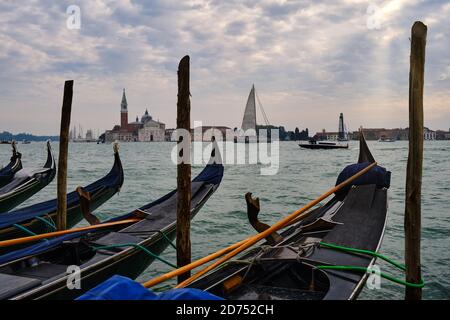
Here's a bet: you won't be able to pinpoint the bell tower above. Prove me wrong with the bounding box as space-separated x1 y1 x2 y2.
120 88 128 131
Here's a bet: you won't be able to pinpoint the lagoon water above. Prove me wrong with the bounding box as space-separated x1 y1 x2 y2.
1 140 449 299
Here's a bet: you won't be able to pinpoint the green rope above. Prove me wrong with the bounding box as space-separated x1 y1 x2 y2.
158 231 176 250
35 215 57 231
316 266 425 288
317 242 425 288
92 243 176 269
121 230 176 250
320 242 405 270
13 224 38 236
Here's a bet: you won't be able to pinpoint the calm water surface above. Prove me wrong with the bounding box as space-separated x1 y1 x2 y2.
1 140 449 299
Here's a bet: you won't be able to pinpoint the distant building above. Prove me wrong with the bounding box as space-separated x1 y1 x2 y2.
436 130 450 140
138 111 166 142
86 129 93 141
192 126 231 141
350 128 408 141
350 127 437 140
105 89 165 142
165 129 176 142
423 127 436 140
314 129 340 141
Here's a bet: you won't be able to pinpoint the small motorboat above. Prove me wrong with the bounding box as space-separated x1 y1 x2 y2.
299 139 349 150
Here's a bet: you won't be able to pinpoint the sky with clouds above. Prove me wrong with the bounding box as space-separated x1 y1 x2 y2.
0 0 449 135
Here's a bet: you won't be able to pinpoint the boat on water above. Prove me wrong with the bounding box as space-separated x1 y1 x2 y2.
299 139 349 150
0 142 22 188
378 137 396 142
337 113 349 142
234 84 271 143
0 155 224 300
183 132 389 300
21 140 31 145
0 141 56 213
300 114 350 149
0 144 124 253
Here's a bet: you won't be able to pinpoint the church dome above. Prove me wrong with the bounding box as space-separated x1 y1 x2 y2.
141 109 152 123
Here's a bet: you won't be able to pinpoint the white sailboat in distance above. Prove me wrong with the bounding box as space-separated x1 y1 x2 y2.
236 84 270 142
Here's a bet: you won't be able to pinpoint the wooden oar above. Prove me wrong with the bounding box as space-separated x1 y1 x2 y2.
0 218 140 248
143 238 249 288
144 208 315 289
143 162 377 289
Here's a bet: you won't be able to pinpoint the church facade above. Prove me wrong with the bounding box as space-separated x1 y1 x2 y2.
105 89 166 142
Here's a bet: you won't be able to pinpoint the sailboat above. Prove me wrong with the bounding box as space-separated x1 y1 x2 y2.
235 85 270 143
337 113 349 142
299 113 349 150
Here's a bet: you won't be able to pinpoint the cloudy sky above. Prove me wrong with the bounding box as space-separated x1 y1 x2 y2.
0 0 449 135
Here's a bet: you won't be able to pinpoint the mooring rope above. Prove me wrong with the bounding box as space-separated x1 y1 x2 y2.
92 243 176 269
317 242 425 288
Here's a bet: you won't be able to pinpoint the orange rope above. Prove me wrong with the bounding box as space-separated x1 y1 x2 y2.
0 218 140 248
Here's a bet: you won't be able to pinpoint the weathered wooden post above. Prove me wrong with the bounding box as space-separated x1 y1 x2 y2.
56 80 74 231
176 56 192 283
405 21 427 300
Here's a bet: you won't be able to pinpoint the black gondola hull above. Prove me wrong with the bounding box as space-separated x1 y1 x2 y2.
0 142 56 212
0 150 124 253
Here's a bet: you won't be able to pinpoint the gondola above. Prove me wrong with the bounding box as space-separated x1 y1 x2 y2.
0 157 224 300
0 141 56 213
0 144 124 253
183 133 389 300
0 141 22 188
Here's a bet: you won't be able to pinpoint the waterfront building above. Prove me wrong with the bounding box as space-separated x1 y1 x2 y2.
192 126 231 141
350 127 437 141
138 111 166 142
436 130 450 140
165 129 176 141
105 89 165 142
423 127 436 140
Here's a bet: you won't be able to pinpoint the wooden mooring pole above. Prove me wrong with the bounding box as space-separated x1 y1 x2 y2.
176 56 192 283
405 21 427 300
56 80 74 231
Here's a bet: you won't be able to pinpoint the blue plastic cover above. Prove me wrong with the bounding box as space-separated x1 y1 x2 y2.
335 162 391 194
77 275 223 300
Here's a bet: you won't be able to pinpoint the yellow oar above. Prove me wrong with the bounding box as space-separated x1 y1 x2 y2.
143 162 377 289
143 238 249 288
176 161 377 288
0 218 140 248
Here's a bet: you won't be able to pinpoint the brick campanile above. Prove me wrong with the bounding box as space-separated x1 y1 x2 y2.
120 88 128 131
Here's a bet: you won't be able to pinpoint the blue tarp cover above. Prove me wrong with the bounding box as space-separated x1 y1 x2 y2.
335 162 391 194
77 275 222 300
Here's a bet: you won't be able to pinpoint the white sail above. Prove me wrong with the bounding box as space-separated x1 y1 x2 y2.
241 85 257 133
